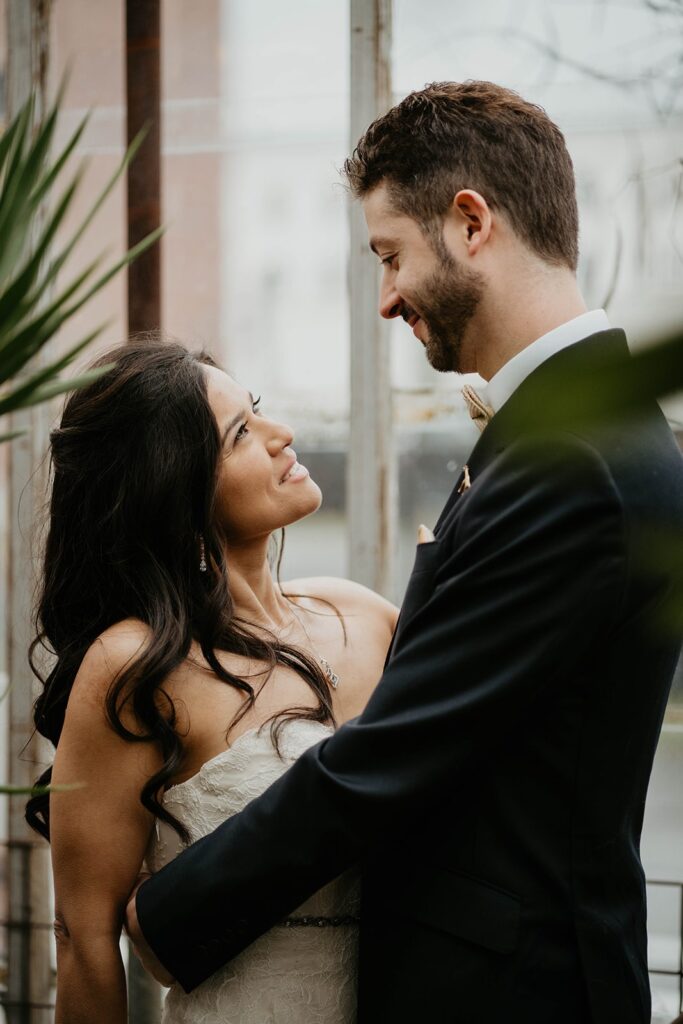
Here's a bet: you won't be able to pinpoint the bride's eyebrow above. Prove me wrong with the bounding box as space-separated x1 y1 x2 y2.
220 393 256 445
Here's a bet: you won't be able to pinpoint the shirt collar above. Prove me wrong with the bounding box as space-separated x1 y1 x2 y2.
482 309 611 415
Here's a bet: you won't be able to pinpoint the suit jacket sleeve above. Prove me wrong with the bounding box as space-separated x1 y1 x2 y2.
136 433 627 992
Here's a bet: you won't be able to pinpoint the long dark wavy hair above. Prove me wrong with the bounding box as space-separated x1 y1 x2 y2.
25 341 336 843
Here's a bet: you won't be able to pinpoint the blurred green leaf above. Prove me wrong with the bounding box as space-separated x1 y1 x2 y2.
0 428 25 442
504 327 683 436
635 527 683 634
0 782 85 796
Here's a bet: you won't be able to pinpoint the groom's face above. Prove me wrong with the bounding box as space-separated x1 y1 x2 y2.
364 183 484 373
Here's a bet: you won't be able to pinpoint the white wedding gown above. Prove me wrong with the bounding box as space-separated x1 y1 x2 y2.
145 719 360 1024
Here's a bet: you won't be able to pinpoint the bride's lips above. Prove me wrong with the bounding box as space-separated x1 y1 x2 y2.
279 455 310 484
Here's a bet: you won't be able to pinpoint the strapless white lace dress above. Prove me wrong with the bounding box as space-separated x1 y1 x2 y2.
145 719 360 1024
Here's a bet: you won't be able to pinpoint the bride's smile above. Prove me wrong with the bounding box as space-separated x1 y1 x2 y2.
204 365 322 543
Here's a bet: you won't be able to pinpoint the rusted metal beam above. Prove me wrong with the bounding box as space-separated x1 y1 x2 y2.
347 0 395 597
125 7 163 1011
125 3 163 1014
126 0 161 336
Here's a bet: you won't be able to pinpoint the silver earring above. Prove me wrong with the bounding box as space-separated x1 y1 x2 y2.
199 534 207 573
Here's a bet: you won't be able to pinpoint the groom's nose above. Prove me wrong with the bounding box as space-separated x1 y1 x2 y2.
379 278 402 320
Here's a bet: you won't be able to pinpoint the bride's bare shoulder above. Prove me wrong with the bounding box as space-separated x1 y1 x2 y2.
70 619 173 725
283 576 399 632
73 620 150 697
95 617 150 660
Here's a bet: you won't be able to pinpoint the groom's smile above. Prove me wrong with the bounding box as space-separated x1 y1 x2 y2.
363 182 485 373
400 306 424 341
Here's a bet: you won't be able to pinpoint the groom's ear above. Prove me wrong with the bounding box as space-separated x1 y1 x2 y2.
444 189 492 258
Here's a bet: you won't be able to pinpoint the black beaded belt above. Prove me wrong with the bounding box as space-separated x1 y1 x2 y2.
280 915 360 928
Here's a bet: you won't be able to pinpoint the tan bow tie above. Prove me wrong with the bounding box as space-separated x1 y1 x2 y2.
462 384 494 432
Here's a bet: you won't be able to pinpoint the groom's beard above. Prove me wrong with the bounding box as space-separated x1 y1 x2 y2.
406 253 484 373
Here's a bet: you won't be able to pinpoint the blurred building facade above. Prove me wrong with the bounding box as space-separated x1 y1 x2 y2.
11 0 678 589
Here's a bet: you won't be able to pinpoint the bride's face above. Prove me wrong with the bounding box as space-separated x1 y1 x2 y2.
204 365 322 542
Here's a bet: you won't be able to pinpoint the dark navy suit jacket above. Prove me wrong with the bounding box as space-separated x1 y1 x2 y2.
137 330 683 1024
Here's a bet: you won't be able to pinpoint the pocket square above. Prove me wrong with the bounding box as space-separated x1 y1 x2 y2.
457 465 472 494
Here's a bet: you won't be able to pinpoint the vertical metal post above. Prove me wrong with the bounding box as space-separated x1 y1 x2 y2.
679 883 683 1013
125 8 163 1013
128 945 161 1023
126 0 161 336
347 0 395 597
5 5 54 1021
125 5 163 1014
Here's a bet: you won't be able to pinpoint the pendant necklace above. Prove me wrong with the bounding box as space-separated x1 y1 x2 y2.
286 601 341 690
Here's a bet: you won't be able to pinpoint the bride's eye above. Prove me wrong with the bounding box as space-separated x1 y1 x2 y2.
232 396 262 446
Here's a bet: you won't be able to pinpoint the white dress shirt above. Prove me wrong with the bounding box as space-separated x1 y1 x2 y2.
459 309 611 456
480 309 611 415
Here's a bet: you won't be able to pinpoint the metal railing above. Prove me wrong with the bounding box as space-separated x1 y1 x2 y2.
647 879 683 1017
0 839 158 1023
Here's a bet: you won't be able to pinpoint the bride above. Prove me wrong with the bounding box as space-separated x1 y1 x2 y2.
26 340 398 1024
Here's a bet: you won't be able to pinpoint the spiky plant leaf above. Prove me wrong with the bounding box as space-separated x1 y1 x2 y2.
16 363 116 410
0 89 162 443
0 783 85 796
0 330 113 416
0 428 25 442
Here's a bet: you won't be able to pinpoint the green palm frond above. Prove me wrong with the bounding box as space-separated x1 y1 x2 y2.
0 428 25 442
0 88 163 436
0 90 163 801
0 783 85 796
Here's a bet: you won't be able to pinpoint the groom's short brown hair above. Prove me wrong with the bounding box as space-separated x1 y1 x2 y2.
343 80 579 271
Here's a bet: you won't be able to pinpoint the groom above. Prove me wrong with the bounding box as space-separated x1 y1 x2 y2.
128 81 683 1023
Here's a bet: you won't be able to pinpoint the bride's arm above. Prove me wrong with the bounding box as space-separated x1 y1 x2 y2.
50 629 163 1024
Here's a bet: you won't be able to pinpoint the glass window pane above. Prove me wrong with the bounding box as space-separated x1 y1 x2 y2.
46 1 350 584
51 0 127 354
215 0 350 581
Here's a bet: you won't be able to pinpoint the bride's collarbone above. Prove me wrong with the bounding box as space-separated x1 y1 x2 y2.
161 599 386 779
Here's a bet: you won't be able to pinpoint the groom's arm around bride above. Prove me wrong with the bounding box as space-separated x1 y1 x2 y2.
130 81 683 1024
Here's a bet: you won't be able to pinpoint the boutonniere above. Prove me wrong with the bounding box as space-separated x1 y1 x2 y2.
457 465 472 494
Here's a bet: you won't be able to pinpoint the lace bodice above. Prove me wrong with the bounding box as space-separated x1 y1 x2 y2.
146 719 360 1024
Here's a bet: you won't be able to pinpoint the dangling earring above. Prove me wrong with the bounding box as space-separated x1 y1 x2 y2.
198 534 207 573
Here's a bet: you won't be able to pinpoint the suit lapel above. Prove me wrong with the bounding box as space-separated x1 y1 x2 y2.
435 327 631 539
386 329 631 666
433 408 508 537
